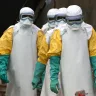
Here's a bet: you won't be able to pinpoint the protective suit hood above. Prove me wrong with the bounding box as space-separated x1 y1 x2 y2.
19 7 34 26
66 5 83 30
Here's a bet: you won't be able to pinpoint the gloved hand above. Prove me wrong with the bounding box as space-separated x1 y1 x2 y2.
0 55 9 83
50 80 59 94
32 61 46 89
90 56 96 88
50 56 60 94
0 74 9 83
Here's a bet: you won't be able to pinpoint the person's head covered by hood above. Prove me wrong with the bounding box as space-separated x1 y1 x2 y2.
56 7 67 26
47 8 58 28
19 7 34 27
66 5 83 31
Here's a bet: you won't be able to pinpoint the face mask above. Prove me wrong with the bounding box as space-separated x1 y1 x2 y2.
56 19 66 26
68 24 81 31
20 18 33 26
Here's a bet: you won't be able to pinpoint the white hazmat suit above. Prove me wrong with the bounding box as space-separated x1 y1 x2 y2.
0 7 43 96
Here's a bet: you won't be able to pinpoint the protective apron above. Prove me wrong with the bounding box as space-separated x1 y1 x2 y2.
6 23 39 96
60 26 94 96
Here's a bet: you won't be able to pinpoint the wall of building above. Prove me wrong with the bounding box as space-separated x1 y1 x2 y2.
35 0 96 30
35 0 55 28
55 0 96 29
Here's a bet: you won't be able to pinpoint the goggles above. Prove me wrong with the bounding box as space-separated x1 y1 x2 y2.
48 17 56 21
56 16 65 20
66 15 83 25
20 13 34 21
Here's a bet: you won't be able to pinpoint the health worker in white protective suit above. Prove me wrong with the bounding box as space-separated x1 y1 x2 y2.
47 5 96 96
32 8 67 96
0 7 44 96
